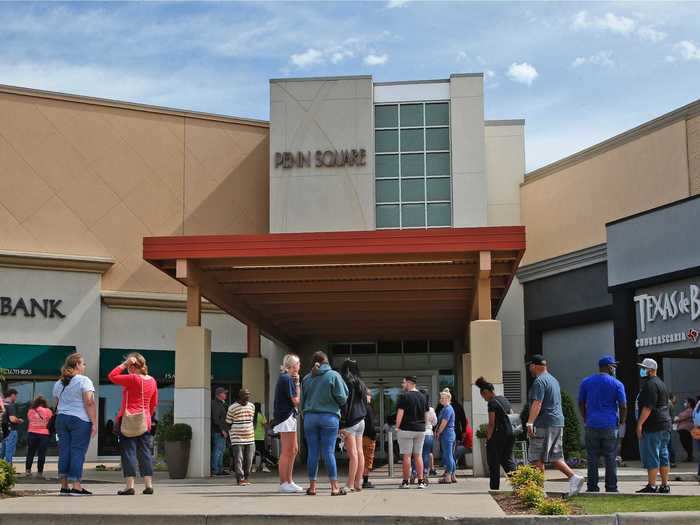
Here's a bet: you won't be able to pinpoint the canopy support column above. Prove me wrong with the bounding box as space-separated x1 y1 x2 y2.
243 322 269 413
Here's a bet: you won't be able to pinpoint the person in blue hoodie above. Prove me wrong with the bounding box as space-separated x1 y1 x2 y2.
302 351 349 496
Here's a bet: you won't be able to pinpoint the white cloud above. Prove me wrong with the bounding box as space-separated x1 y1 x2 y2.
507 62 538 86
387 0 410 8
572 11 590 30
457 51 468 62
290 48 323 68
637 26 666 43
571 50 615 68
674 40 700 61
600 12 635 35
665 55 676 63
330 49 354 64
364 53 388 66
485 69 495 79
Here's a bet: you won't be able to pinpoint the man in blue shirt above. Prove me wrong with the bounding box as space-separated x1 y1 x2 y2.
578 355 627 493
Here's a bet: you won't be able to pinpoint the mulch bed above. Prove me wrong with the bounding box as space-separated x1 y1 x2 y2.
0 489 51 499
491 492 584 515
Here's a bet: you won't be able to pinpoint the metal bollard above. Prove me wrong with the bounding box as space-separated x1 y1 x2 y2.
387 430 394 478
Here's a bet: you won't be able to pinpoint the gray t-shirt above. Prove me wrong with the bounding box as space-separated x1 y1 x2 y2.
529 372 565 428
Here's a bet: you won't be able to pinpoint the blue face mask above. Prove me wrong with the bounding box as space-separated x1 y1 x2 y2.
639 368 648 378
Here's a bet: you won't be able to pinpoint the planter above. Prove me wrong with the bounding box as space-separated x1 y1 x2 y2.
478 437 490 477
164 440 190 479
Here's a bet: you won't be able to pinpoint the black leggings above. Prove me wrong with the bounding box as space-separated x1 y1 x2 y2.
679 430 694 461
486 435 516 491
26 433 49 473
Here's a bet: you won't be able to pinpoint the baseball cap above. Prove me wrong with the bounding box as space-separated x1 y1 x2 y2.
404 375 417 384
214 387 228 396
637 358 658 370
526 354 546 366
598 355 618 367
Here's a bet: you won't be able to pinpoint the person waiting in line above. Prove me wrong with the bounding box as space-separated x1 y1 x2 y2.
693 399 700 481
635 358 673 493
411 389 437 484
436 387 467 454
252 402 271 473
435 389 457 484
477 377 517 490
1 389 23 465
226 388 256 486
675 397 696 462
53 353 97 496
301 351 349 496
109 353 158 496
211 387 230 476
339 359 368 492
396 375 429 489
361 392 377 489
525 354 585 497
578 355 627 494
25 395 53 478
273 353 303 493
668 394 679 468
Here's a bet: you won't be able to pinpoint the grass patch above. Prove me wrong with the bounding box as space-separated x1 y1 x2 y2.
570 495 700 514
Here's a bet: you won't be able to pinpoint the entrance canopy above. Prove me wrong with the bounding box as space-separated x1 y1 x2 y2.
143 227 525 344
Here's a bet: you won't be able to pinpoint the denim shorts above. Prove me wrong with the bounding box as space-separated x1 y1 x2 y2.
639 430 670 470
341 419 365 437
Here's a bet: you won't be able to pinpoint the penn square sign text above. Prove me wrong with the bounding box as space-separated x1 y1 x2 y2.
275 149 367 169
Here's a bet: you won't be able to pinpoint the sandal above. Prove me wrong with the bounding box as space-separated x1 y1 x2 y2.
438 477 451 484
306 488 316 496
331 487 348 496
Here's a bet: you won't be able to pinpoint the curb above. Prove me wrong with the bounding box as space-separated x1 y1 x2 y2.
2 514 700 525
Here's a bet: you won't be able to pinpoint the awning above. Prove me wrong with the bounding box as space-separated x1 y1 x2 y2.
143 227 525 343
99 348 243 384
0 344 76 377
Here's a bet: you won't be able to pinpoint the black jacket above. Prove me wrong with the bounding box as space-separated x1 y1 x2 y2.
211 399 229 434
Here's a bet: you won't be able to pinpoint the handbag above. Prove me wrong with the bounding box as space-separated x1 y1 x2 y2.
120 376 149 438
495 397 523 436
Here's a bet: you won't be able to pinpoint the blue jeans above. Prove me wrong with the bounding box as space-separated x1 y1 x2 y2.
119 433 154 478
585 427 618 492
411 434 433 477
440 429 456 475
211 432 226 474
639 430 670 470
56 414 92 482
304 412 339 481
1 430 18 463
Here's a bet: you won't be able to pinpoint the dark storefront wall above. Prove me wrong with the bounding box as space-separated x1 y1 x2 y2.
98 349 244 456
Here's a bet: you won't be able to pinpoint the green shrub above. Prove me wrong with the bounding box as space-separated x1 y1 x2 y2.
561 391 583 458
536 498 571 515
516 481 545 508
508 464 545 490
476 424 488 439
0 459 17 494
164 423 192 442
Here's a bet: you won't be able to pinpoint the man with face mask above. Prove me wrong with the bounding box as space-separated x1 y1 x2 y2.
635 358 672 493
578 355 627 493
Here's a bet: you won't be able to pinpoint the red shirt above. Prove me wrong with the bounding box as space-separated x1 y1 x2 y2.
108 366 158 431
28 407 53 435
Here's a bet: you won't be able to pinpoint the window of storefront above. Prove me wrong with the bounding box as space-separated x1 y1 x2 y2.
98 349 243 456
375 102 452 229
0 344 77 457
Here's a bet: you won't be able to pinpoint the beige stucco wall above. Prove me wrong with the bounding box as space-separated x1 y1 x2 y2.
688 115 700 196
0 91 269 293
269 77 374 233
521 120 690 265
485 123 524 226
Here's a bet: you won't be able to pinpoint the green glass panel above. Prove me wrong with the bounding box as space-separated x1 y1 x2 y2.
426 127 449 150
427 203 451 226
426 153 450 175
376 205 400 228
402 204 426 227
400 153 424 177
375 155 399 178
427 178 451 201
401 179 425 202
425 103 449 126
375 130 398 153
0 344 75 377
400 104 423 127
375 105 398 128
400 129 423 152
211 353 243 382
376 180 399 203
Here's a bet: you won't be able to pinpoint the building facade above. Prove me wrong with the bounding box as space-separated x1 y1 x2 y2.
0 73 526 469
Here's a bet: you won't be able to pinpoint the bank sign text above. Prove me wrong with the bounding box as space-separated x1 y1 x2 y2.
0 297 66 319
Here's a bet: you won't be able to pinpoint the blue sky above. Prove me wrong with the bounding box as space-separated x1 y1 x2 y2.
1 1 699 170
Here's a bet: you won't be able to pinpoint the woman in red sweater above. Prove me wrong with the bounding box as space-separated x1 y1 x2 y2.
25 395 53 478
108 353 158 495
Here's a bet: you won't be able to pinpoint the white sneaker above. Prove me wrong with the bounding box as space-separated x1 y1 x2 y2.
289 482 305 493
262 465 271 473
251 465 258 473
279 482 298 493
568 474 585 497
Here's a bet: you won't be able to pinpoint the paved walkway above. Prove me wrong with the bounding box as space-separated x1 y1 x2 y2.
4 461 699 520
